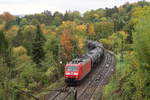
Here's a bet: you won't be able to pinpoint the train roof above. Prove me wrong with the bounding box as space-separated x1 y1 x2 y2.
69 54 90 64
67 40 103 65
86 40 104 49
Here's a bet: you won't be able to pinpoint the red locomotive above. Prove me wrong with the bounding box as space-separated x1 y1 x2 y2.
64 41 104 85
64 55 92 84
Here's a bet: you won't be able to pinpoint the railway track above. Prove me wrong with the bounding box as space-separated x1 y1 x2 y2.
77 51 115 100
46 50 116 100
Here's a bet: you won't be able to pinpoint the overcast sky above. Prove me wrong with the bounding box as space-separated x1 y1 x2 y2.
0 0 148 15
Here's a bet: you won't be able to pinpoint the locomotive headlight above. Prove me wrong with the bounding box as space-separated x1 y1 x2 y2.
73 73 78 75
66 73 71 75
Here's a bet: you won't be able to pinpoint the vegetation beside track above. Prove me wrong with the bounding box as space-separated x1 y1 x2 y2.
102 11 150 100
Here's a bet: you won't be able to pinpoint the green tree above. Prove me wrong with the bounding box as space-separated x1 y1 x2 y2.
0 30 13 67
0 30 8 56
52 12 63 26
42 10 53 25
133 13 150 68
30 19 40 25
64 11 70 21
103 7 150 100
83 9 105 22
19 18 28 26
94 21 114 40
13 26 36 55
111 31 128 61
44 35 59 60
32 25 46 67
120 12 150 100
0 30 15 100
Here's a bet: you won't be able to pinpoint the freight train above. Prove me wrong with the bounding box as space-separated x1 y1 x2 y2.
64 40 104 85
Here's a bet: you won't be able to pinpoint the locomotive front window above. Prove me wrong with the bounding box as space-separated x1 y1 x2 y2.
73 66 78 71
66 66 72 71
66 66 78 71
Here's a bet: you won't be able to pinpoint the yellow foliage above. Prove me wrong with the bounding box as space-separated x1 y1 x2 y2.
18 55 31 64
0 24 4 30
100 39 113 50
62 21 76 28
30 25 36 30
60 29 73 60
51 32 56 35
43 29 52 35
12 46 32 66
24 25 36 33
40 24 45 28
131 6 150 25
76 25 87 32
87 24 95 35
111 31 128 42
8 26 18 32
6 25 18 40
12 46 27 57
78 37 85 49
93 14 99 18
127 51 140 68
40 24 51 35
45 67 55 77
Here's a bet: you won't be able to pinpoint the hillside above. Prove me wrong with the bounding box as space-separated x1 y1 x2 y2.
0 1 150 100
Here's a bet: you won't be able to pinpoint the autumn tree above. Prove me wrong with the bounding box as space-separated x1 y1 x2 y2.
87 24 95 40
75 24 87 54
0 12 16 30
5 26 18 43
60 29 72 61
0 12 15 22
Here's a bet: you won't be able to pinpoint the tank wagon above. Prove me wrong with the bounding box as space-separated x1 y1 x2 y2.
64 40 104 85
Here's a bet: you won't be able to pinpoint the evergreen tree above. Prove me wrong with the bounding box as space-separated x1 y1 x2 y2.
0 30 12 67
0 30 8 55
32 25 46 67
64 11 70 21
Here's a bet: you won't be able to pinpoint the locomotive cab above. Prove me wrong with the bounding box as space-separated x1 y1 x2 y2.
64 64 81 84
